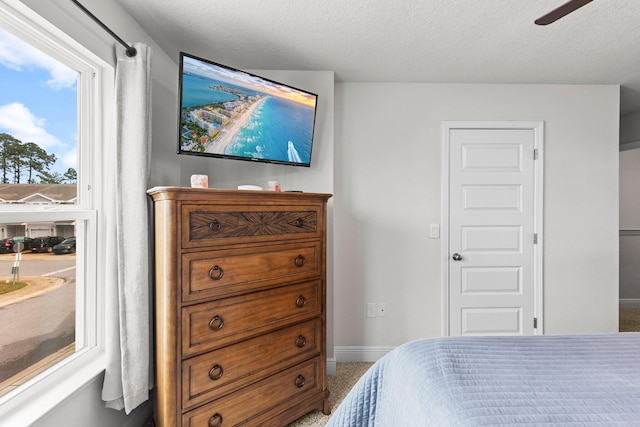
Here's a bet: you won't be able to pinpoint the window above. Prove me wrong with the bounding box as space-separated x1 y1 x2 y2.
0 2 112 424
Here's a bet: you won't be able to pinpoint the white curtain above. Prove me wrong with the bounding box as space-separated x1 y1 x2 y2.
102 42 153 414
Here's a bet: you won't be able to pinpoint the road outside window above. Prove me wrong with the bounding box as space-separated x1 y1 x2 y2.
0 225 76 397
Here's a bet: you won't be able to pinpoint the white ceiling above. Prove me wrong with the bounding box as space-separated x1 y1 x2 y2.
114 0 640 115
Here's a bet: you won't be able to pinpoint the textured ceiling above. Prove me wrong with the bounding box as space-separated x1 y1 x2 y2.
114 0 640 115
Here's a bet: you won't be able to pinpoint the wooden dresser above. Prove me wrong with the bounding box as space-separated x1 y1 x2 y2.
147 187 332 427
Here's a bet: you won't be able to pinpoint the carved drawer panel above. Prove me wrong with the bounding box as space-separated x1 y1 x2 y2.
182 242 321 303
182 356 322 427
182 204 322 249
182 281 321 357
182 318 321 409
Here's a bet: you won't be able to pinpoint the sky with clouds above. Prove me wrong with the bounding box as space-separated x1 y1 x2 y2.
0 26 77 178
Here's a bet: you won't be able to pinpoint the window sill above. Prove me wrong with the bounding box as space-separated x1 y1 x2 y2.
0 343 76 398
0 347 105 426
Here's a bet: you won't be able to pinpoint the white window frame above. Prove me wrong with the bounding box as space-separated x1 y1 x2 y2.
0 1 113 425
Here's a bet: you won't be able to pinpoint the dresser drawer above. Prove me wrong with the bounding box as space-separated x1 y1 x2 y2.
182 318 321 409
183 281 321 357
182 204 322 249
182 242 321 302
182 356 322 427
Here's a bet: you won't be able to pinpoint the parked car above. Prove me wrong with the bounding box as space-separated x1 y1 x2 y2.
0 238 14 253
1 236 34 252
53 237 76 255
31 236 66 253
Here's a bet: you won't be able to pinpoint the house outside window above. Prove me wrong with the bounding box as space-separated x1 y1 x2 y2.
0 2 113 424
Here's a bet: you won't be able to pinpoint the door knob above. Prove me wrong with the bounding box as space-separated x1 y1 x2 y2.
452 253 463 261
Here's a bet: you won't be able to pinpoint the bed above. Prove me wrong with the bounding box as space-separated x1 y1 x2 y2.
326 333 640 426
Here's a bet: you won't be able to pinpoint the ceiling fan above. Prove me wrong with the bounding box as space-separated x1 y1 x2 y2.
535 0 593 25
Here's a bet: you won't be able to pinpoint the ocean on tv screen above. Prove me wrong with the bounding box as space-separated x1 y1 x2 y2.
180 71 315 165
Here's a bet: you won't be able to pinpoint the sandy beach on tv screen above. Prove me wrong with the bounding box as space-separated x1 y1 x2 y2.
205 97 266 155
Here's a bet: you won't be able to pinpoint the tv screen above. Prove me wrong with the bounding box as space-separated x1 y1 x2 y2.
178 52 318 167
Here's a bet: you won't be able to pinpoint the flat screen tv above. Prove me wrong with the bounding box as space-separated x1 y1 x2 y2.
177 52 318 167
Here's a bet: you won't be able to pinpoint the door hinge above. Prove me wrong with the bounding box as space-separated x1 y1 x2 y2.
533 317 538 329
533 233 538 244
534 148 539 160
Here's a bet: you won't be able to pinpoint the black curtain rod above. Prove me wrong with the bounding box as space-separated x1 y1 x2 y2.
70 0 137 57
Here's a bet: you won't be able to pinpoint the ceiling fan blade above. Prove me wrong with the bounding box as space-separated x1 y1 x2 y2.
535 0 594 25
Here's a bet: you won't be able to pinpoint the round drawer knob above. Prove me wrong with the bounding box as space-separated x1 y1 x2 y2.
295 335 307 348
294 218 304 227
209 315 224 331
295 295 307 308
294 255 306 267
208 364 224 381
208 220 221 231
208 265 224 280
295 375 306 388
208 413 223 427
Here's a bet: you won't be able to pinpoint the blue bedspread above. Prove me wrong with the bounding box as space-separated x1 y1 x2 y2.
327 333 640 426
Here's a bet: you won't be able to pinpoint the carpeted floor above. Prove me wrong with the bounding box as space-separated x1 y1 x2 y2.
286 362 373 427
620 308 640 332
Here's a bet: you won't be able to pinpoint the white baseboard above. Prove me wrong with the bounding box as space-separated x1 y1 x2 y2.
327 358 337 376
620 298 640 309
334 346 395 363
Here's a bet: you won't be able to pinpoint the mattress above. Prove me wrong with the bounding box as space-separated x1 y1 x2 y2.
327 333 640 426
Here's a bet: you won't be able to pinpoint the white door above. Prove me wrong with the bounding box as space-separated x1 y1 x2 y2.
443 121 543 336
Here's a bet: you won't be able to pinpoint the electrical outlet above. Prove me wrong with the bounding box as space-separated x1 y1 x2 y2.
377 303 386 317
367 303 376 318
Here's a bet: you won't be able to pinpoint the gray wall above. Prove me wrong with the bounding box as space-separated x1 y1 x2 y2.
620 111 640 145
620 147 640 304
618 113 640 306
334 83 620 356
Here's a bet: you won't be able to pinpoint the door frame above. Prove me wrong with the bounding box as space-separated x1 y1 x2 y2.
440 121 545 336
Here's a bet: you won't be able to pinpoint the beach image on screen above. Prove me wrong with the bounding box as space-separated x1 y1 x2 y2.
179 54 317 165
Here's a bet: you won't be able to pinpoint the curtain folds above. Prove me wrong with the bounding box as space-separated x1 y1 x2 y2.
101 42 153 414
